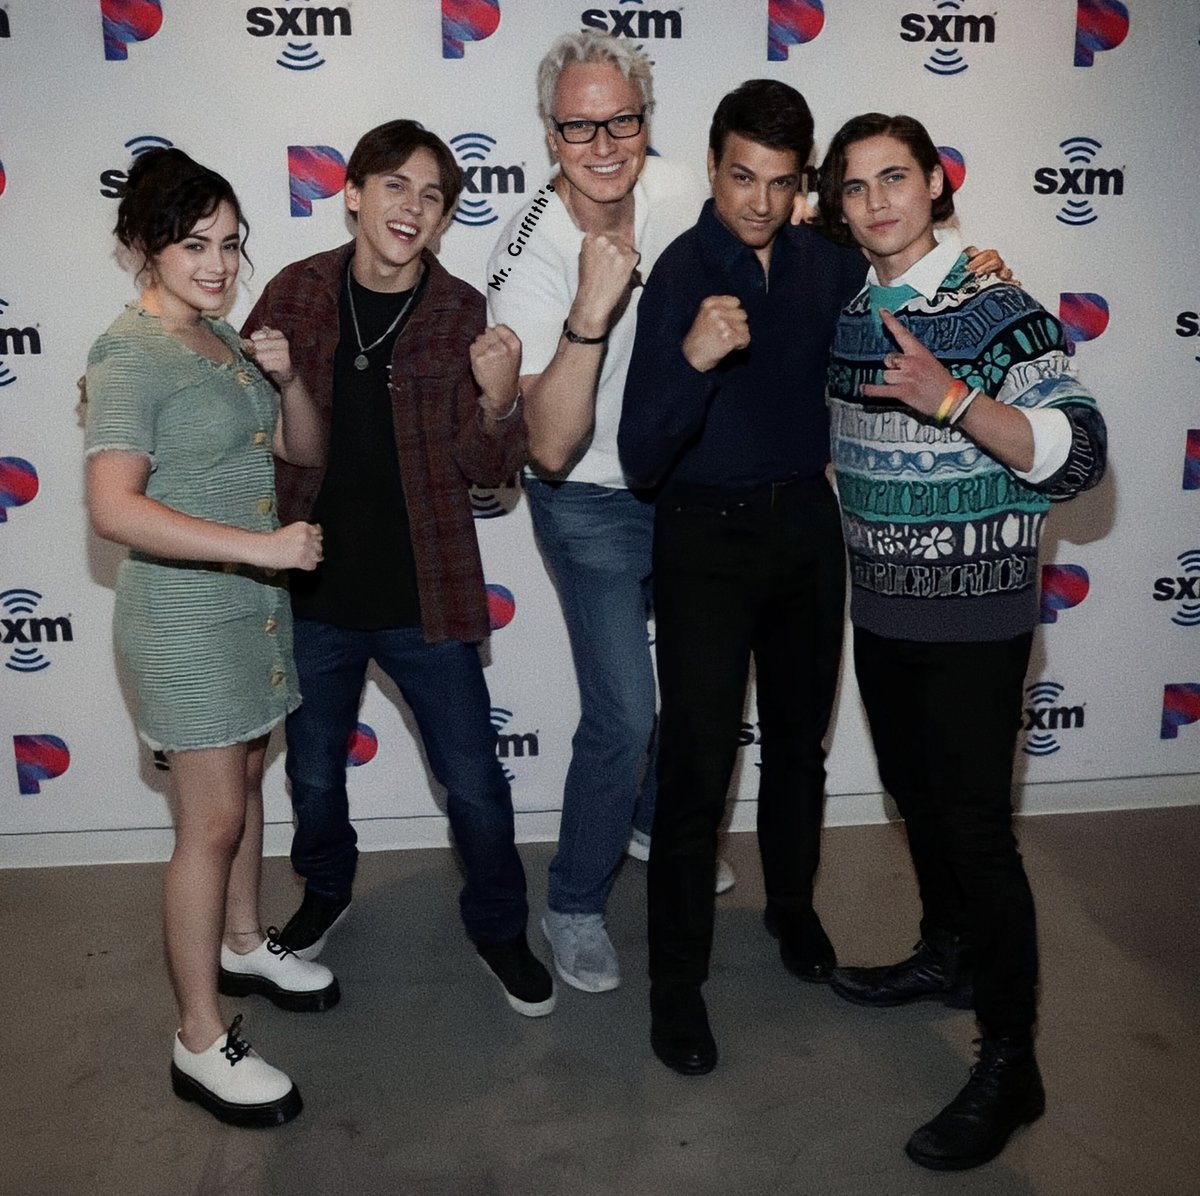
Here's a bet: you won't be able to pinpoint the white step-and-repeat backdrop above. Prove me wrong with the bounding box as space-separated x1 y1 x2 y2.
2 0 1197 867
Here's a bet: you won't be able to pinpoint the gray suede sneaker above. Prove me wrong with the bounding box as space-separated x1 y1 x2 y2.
541 910 620 992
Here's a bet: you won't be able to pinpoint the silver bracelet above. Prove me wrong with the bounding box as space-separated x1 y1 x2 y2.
481 390 522 421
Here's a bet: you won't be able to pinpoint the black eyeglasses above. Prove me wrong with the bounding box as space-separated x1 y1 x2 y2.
552 112 646 144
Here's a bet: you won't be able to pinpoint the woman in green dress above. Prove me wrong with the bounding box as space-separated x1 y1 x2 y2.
85 149 334 1127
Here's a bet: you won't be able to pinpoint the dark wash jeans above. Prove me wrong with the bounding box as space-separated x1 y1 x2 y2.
284 618 528 946
648 476 846 989
853 625 1039 1039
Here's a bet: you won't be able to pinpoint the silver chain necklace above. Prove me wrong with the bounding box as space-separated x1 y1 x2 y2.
346 260 421 370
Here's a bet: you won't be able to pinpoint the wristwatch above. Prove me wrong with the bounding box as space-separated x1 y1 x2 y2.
561 319 608 345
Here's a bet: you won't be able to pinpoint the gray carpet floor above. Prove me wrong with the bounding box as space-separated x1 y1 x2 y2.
4 805 1198 1195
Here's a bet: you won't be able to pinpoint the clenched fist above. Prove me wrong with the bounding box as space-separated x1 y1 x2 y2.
570 232 642 338
471 324 523 418
242 327 295 387
261 521 323 571
682 294 750 372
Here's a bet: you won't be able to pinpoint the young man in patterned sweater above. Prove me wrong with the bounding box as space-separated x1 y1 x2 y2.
818 113 1106 1171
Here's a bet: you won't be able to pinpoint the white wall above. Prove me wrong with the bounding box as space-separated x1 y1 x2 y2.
2 0 1197 868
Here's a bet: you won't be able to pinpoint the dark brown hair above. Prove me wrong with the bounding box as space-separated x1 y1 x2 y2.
115 148 248 261
708 79 814 172
816 112 955 247
345 120 462 215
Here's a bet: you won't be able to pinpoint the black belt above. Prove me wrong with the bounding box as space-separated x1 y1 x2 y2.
661 474 830 515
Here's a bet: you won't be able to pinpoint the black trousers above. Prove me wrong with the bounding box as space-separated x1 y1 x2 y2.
648 477 846 989
853 626 1039 1038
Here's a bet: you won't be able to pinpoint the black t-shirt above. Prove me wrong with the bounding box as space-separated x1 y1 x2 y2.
290 264 428 629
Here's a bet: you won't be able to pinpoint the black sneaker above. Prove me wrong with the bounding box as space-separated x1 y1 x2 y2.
476 932 556 1017
276 891 352 961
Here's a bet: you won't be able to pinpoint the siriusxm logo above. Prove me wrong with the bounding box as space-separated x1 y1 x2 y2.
901 0 996 75
470 475 521 519
581 1 683 41
100 134 174 199
490 707 539 783
14 734 70 795
0 458 39 523
443 0 500 59
450 134 525 228
736 721 762 748
1022 682 1084 756
768 0 824 60
1075 0 1129 67
1058 292 1109 354
0 298 42 388
1161 684 1200 740
1177 311 1200 366
288 145 347 216
736 721 763 768
1034 138 1124 226
1153 551 1200 628
102 0 163 61
1039 564 1089 624
1185 431 1200 492
246 3 351 71
2 589 73 673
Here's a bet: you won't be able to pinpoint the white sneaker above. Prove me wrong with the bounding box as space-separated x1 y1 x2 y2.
541 911 621 993
218 933 340 1012
715 858 737 895
626 828 651 862
628 829 737 895
171 1015 302 1127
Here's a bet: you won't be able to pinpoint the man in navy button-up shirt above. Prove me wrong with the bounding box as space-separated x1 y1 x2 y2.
619 80 866 1077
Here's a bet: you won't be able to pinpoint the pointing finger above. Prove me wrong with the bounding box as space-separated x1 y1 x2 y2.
879 309 921 351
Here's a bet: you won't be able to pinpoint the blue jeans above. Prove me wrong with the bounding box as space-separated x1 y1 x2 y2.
284 618 528 946
524 478 657 914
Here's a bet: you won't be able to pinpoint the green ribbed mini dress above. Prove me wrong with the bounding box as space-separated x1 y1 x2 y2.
85 305 301 752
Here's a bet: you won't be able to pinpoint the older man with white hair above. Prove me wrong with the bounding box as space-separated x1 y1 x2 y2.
486 32 729 996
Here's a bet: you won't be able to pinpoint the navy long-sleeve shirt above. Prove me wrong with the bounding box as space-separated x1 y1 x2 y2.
619 199 867 490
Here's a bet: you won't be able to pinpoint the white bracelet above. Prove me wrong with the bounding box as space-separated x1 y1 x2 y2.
481 390 522 421
948 387 980 426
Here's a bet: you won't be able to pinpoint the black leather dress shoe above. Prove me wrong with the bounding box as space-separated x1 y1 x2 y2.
764 904 837 983
830 932 974 1008
650 983 718 1076
906 1037 1044 1170
650 1025 718 1076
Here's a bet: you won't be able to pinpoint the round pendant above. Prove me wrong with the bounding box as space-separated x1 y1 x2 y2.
354 353 370 370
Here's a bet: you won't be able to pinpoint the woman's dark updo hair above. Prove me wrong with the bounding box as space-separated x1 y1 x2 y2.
115 147 250 263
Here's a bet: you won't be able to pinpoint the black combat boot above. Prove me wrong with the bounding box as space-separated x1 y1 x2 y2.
905 1036 1045 1170
829 929 974 1008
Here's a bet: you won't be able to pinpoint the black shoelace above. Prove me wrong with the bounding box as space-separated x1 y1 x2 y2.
264 927 295 961
221 1015 252 1068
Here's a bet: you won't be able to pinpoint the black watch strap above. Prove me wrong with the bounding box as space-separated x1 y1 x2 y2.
562 319 608 345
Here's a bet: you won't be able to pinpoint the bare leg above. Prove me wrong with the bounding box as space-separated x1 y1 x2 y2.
223 736 269 954
164 741 252 1053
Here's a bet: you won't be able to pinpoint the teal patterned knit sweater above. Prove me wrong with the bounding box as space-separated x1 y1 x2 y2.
827 253 1106 642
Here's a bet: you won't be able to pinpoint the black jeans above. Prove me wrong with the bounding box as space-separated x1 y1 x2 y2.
648 477 846 989
853 626 1038 1038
